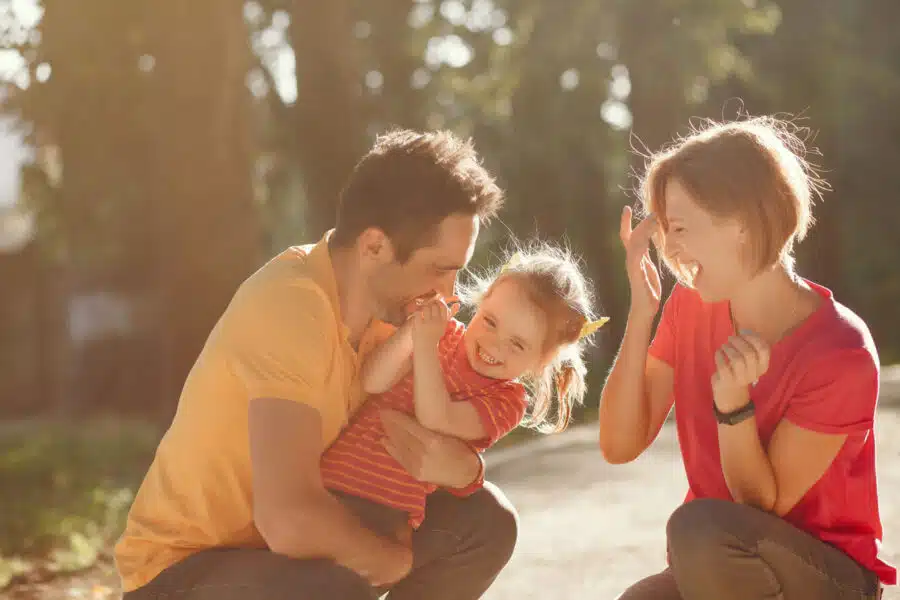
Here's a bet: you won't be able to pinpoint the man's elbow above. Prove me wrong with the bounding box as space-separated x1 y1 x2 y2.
254 503 323 558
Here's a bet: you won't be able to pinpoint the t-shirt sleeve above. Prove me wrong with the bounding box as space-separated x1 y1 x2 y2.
784 349 878 434
225 279 336 410
464 383 528 451
438 318 467 355
648 285 681 366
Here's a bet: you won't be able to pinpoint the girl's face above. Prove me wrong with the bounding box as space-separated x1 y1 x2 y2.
464 279 549 380
661 177 749 302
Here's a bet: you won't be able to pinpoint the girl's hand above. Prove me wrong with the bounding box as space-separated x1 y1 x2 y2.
412 297 453 350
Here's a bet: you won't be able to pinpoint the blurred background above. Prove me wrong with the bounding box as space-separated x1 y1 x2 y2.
1 0 898 597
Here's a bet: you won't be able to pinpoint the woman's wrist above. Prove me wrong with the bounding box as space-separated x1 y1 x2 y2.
626 307 656 337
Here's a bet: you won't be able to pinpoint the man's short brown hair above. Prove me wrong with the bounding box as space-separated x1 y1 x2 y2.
332 129 504 262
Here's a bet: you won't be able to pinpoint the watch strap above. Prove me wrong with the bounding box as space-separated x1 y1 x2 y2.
714 400 756 425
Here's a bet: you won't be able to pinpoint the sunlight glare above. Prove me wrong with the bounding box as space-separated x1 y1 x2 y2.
601 99 633 131
425 35 474 69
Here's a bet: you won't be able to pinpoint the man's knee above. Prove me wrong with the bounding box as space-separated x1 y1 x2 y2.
427 481 518 564
666 498 739 567
471 482 518 562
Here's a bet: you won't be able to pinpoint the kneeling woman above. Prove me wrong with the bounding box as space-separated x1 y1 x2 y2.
600 117 895 600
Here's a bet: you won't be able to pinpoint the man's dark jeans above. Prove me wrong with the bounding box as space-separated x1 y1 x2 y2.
122 482 517 599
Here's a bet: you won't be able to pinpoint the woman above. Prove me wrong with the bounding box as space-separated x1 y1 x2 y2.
599 116 895 599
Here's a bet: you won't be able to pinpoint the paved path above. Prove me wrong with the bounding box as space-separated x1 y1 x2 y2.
484 408 900 599
9 408 899 599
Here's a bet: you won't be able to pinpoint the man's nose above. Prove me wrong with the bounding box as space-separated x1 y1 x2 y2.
437 272 457 299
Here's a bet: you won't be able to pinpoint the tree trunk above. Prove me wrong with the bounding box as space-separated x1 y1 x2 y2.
146 1 263 417
289 0 368 238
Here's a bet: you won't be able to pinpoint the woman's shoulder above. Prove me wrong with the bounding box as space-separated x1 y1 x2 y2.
802 282 878 361
792 284 880 381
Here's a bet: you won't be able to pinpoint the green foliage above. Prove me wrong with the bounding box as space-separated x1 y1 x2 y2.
0 420 160 585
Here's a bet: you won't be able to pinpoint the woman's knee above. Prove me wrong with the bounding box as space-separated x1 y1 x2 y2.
666 498 741 565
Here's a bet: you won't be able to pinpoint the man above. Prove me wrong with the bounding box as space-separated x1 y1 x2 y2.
116 129 516 599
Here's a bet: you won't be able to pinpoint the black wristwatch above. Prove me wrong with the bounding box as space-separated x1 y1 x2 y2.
713 400 756 425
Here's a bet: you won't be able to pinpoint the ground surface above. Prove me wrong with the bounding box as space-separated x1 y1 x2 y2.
6 408 899 599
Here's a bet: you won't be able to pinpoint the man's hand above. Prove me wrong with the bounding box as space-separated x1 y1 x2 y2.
711 331 770 412
366 541 413 588
380 409 480 488
249 398 414 587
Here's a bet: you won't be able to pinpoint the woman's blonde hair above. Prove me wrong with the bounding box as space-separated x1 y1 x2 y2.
459 241 597 433
639 115 826 282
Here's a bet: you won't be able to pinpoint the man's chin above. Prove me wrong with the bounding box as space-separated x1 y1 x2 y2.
382 313 408 327
380 306 410 327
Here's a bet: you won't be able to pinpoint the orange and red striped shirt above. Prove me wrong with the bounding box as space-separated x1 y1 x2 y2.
320 318 527 527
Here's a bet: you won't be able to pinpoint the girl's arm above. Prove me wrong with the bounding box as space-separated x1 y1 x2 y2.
410 299 487 440
412 341 487 440
360 321 415 394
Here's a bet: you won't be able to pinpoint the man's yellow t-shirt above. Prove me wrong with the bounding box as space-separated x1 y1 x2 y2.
114 235 389 592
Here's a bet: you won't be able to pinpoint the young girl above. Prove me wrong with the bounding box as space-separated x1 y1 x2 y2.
600 116 894 599
320 243 606 540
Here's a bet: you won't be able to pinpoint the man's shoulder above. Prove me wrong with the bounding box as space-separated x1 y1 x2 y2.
247 244 318 284
236 245 328 303
222 244 337 341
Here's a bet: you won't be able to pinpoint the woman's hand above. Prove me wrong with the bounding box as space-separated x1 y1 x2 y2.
619 206 662 321
712 331 770 412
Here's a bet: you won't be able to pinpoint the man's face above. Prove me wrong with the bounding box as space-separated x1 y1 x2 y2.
370 214 479 326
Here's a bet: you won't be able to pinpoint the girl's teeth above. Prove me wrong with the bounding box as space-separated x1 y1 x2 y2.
479 347 498 365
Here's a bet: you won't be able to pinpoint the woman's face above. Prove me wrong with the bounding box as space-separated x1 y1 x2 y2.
660 177 749 302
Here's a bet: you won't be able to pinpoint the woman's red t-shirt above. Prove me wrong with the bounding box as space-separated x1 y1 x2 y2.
649 281 896 585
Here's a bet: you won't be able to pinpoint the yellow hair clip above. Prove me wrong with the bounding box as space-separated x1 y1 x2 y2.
579 317 610 339
500 251 524 273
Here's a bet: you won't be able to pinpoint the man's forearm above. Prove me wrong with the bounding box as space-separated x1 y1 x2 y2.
264 490 404 578
718 419 777 511
444 443 484 492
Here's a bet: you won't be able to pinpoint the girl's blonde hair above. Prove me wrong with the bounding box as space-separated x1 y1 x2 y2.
459 241 597 433
639 115 826 282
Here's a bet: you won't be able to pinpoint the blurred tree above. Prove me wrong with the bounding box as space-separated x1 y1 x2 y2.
144 2 263 415
3 1 262 416
708 0 900 359
3 0 900 421
287 1 368 238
